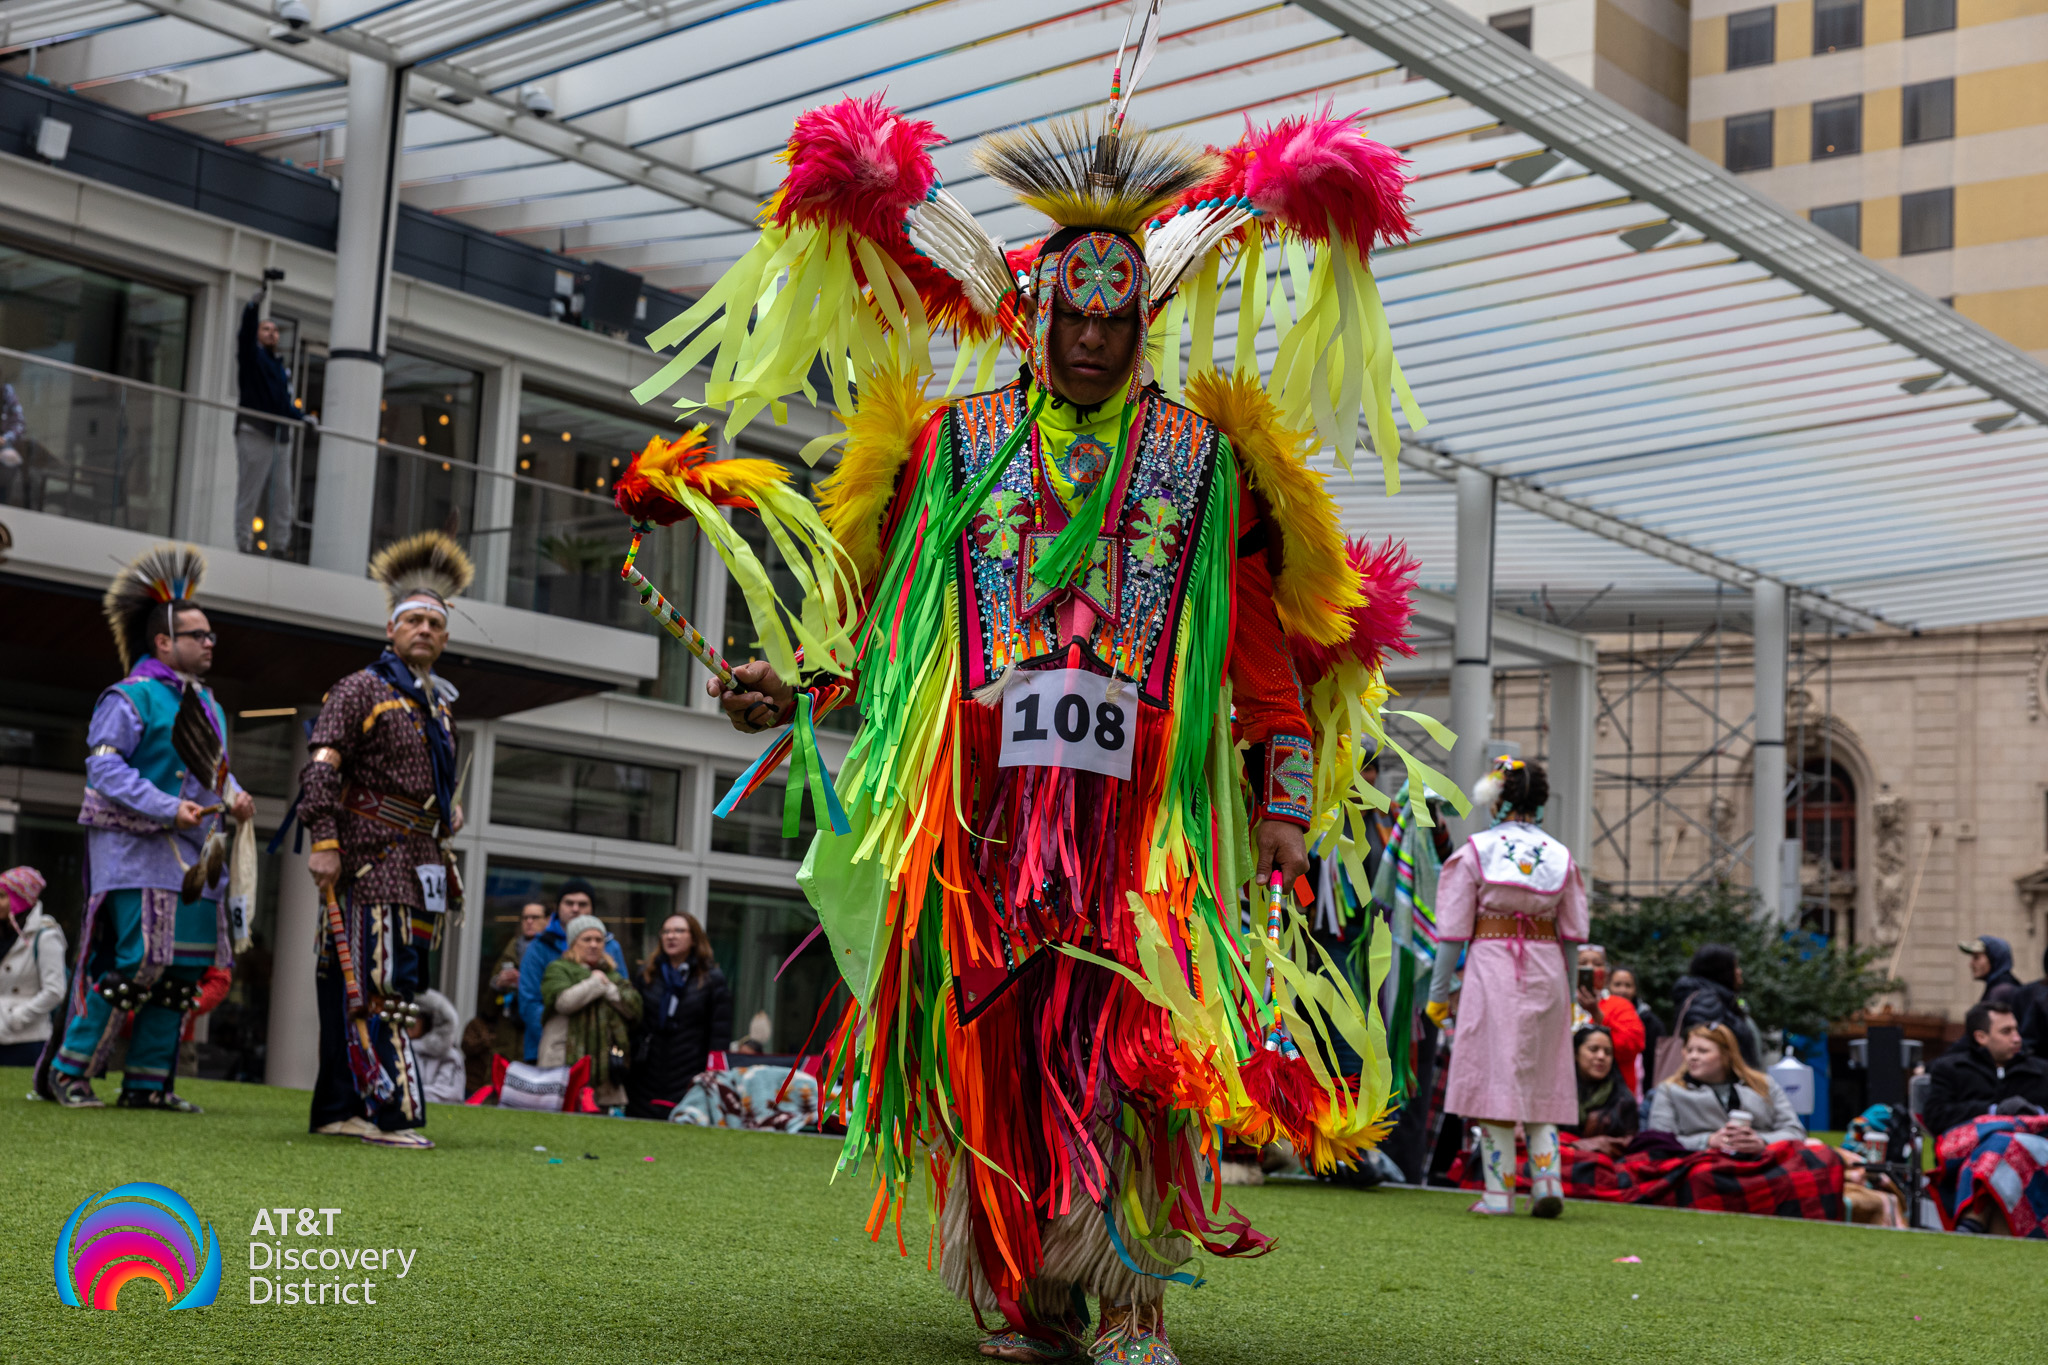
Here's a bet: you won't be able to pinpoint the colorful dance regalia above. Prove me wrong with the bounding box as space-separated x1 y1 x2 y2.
299 532 472 1140
621 27 1463 1351
40 545 241 1109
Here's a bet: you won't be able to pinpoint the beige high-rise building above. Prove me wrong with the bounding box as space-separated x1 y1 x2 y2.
1689 0 2048 363
1441 0 1696 137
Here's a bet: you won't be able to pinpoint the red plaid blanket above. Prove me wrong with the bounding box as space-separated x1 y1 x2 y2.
1933 1114 2048 1237
1451 1137 1845 1220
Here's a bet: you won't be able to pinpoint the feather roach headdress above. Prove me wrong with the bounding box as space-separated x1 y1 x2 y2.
368 531 474 622
104 544 206 672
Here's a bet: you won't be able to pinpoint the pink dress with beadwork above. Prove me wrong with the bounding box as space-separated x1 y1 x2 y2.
1436 822 1588 1125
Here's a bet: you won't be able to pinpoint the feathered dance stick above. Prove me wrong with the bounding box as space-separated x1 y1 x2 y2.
612 424 854 837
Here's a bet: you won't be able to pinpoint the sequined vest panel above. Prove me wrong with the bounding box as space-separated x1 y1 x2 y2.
951 385 1221 707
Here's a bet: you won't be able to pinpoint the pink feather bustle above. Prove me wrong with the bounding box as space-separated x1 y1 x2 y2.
1241 109 1412 250
769 93 942 245
1291 536 1421 682
1168 110 1412 251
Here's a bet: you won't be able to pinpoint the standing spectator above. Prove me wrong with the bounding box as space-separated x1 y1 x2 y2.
540 917 641 1111
1924 1004 2048 1139
234 279 302 556
1566 1025 1639 1155
0 383 28 507
1646 1024 1805 1153
407 988 467 1105
516 878 626 1062
1573 945 1645 1096
626 912 733 1121
1426 757 1587 1217
1606 966 1662 1085
479 901 548 1062
2014 945 2048 1059
1959 936 2022 1010
1670 943 1762 1067
0 866 66 1067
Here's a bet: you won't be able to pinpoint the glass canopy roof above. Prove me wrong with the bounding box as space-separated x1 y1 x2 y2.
13 0 2046 630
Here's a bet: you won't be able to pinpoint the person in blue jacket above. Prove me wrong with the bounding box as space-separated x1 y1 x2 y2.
517 877 625 1062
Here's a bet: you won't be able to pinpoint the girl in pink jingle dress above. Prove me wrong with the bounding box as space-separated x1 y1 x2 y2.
1426 757 1588 1216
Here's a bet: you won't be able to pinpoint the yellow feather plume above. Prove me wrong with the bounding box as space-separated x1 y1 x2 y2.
1182 369 1361 644
817 368 941 594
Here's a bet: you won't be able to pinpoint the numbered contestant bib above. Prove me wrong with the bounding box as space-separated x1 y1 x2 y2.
415 862 449 915
997 669 1134 780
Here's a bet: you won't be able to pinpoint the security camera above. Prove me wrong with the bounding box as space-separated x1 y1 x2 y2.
520 85 555 117
269 0 312 42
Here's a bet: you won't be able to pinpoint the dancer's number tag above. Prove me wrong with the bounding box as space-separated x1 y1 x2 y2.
997 669 1133 780
415 863 448 914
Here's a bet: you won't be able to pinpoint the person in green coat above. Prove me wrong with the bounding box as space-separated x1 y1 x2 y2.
539 916 641 1110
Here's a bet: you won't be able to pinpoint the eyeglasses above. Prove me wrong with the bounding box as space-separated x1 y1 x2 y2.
175 630 219 645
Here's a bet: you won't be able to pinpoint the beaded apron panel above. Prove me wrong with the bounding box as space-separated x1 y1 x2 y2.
951 385 1220 707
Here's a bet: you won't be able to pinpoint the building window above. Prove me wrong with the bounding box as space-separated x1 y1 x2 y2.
1488 8 1533 47
1900 187 1954 254
1727 8 1776 68
1903 0 1956 36
1811 202 1862 249
479 861 676 988
508 387 698 670
368 349 481 560
1902 78 1955 144
1811 95 1862 158
705 880 830 1053
0 239 192 535
1791 758 1856 939
710 771 817 860
1813 0 1862 52
491 741 681 844
1725 111 1775 172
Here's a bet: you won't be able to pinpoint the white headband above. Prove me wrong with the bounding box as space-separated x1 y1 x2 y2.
389 593 448 626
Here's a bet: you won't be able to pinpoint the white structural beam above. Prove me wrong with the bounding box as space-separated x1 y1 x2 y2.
1398 446 1886 634
1547 657 1597 868
309 51 399 576
1449 466 1495 836
1405 589 1597 669
1295 0 2048 427
126 0 763 227
1751 579 1789 922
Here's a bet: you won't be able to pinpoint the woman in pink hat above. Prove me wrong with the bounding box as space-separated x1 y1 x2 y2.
0 866 67 1069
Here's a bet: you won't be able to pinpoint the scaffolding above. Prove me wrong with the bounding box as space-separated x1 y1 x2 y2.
1488 596 1852 935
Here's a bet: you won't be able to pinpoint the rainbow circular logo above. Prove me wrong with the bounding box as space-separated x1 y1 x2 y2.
54 1183 222 1311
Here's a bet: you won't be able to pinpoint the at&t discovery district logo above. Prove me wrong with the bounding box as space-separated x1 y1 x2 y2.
54 1183 223 1311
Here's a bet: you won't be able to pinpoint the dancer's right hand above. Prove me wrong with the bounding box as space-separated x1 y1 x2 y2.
1425 999 1452 1027
310 849 340 891
709 659 795 734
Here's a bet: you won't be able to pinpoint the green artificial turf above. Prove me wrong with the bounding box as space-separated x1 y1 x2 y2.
3 1070 2041 1364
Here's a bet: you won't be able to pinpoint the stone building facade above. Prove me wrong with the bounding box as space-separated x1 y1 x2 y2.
1490 614 2048 1023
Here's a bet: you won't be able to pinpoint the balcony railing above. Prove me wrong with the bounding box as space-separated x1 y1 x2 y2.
0 345 691 648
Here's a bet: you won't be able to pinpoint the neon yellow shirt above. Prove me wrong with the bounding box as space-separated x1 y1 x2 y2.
1036 396 1130 515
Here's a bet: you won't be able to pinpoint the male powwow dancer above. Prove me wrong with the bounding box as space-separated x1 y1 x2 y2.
36 545 252 1112
298 532 471 1149
620 10 1458 1358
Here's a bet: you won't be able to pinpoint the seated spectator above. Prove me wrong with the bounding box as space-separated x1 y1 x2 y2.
1646 1023 1805 1153
1927 1003 2048 1235
517 879 627 1062
1606 966 1663 1083
408 988 467 1106
626 912 733 1122
1959 937 2022 1010
1574 945 1645 1095
540 916 642 1111
1567 1025 1639 1156
1670 944 1761 1067
0 866 66 1068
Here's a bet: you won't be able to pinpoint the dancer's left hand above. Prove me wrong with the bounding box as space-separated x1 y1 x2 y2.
1253 819 1309 897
